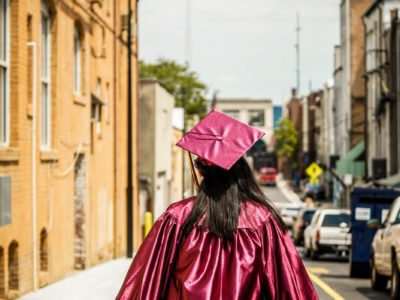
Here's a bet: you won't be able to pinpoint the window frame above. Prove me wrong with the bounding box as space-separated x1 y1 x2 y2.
73 24 81 94
248 109 265 127
40 2 51 149
0 0 9 147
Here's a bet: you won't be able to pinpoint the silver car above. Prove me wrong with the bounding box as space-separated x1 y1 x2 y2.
369 196 400 299
304 208 351 260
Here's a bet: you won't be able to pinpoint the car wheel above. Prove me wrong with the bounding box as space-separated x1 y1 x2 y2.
371 257 388 291
311 248 319 261
304 241 311 258
391 257 400 299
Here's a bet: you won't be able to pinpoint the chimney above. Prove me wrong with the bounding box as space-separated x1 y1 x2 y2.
291 88 297 98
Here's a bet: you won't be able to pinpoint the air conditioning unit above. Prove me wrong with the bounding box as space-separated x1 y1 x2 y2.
0 175 11 226
329 155 340 169
90 0 103 7
372 159 387 180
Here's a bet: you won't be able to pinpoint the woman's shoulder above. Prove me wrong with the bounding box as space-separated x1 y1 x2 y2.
165 197 196 224
238 200 274 229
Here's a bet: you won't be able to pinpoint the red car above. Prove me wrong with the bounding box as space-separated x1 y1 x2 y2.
258 167 277 186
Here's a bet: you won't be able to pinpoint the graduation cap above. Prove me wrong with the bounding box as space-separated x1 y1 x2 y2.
177 109 265 189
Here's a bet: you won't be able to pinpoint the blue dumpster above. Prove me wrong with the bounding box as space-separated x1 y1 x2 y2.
350 187 400 277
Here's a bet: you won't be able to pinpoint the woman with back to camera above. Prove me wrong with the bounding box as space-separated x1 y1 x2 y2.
116 109 318 300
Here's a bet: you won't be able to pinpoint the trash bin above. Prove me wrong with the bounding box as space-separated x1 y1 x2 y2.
349 187 400 277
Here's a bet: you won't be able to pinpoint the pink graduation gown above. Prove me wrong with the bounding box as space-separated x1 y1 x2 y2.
116 197 318 300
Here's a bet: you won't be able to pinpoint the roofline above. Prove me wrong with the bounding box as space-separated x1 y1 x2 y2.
364 0 383 18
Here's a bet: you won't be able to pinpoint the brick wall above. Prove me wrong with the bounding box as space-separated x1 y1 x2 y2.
0 0 139 298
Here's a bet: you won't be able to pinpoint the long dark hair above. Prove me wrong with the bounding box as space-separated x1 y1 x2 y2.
182 157 287 241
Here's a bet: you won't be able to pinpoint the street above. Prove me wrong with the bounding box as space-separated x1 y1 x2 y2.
264 185 391 300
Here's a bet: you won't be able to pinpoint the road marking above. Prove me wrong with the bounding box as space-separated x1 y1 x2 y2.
307 267 330 275
307 269 345 300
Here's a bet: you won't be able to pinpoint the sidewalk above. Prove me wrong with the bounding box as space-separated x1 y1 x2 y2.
20 258 131 300
276 173 302 203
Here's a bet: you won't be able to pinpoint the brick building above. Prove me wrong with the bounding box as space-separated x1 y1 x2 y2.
0 0 139 298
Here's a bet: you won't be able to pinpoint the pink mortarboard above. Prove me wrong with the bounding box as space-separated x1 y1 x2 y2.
176 109 265 170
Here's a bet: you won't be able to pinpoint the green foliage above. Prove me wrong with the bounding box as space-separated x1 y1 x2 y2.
274 118 298 163
139 59 208 118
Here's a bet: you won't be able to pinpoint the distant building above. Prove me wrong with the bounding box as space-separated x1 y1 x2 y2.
139 79 174 223
214 98 274 150
335 0 373 154
363 1 400 180
332 0 373 182
273 106 282 129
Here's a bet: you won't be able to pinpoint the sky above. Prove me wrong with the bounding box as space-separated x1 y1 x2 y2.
138 0 339 104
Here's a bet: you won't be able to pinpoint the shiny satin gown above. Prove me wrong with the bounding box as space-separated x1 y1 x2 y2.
116 198 318 300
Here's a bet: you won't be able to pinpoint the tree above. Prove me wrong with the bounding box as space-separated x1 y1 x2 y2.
274 118 298 164
139 59 208 119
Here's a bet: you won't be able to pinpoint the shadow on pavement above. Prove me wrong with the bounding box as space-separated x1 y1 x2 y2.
355 287 390 300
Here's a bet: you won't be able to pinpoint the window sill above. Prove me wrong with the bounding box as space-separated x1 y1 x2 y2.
40 150 59 162
73 94 87 106
0 147 20 162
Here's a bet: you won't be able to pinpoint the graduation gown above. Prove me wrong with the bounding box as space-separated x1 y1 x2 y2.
116 197 318 300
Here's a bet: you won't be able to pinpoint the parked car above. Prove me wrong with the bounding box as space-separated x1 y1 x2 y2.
369 196 400 299
293 207 317 246
301 182 326 201
304 208 351 260
279 203 306 229
258 167 277 186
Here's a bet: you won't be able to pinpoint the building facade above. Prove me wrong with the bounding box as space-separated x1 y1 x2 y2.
214 98 274 150
335 0 373 156
138 79 174 225
0 0 139 298
364 1 400 180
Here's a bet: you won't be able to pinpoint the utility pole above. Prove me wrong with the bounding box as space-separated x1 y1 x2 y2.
295 11 301 94
126 0 134 258
185 0 192 64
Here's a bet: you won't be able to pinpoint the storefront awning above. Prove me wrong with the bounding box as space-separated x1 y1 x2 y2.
335 141 365 177
377 173 400 187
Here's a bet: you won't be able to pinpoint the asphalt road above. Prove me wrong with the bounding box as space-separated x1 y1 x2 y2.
263 185 291 204
264 185 392 300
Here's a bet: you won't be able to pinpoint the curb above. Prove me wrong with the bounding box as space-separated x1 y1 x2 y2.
276 173 302 204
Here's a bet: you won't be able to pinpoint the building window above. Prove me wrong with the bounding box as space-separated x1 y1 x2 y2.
8 241 18 291
366 30 376 72
73 25 81 94
0 0 8 146
248 110 265 126
40 2 51 149
40 229 48 272
223 110 240 120
0 247 4 297
91 78 102 122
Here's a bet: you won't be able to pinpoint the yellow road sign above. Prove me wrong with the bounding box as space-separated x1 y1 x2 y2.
306 162 323 184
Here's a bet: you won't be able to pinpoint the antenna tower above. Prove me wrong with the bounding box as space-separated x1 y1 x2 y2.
295 11 301 94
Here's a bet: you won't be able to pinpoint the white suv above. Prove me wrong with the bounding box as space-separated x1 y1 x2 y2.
370 196 400 299
304 208 351 260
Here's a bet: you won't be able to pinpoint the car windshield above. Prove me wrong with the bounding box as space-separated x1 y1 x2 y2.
303 210 316 223
321 214 350 227
285 207 301 211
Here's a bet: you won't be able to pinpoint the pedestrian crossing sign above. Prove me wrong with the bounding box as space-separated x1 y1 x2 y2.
306 162 323 184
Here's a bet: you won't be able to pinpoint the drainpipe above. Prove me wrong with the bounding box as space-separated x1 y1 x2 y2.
27 41 38 291
112 0 117 259
126 0 134 258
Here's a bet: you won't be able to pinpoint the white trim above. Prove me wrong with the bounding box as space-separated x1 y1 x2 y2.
73 25 81 94
40 2 51 150
0 0 9 147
